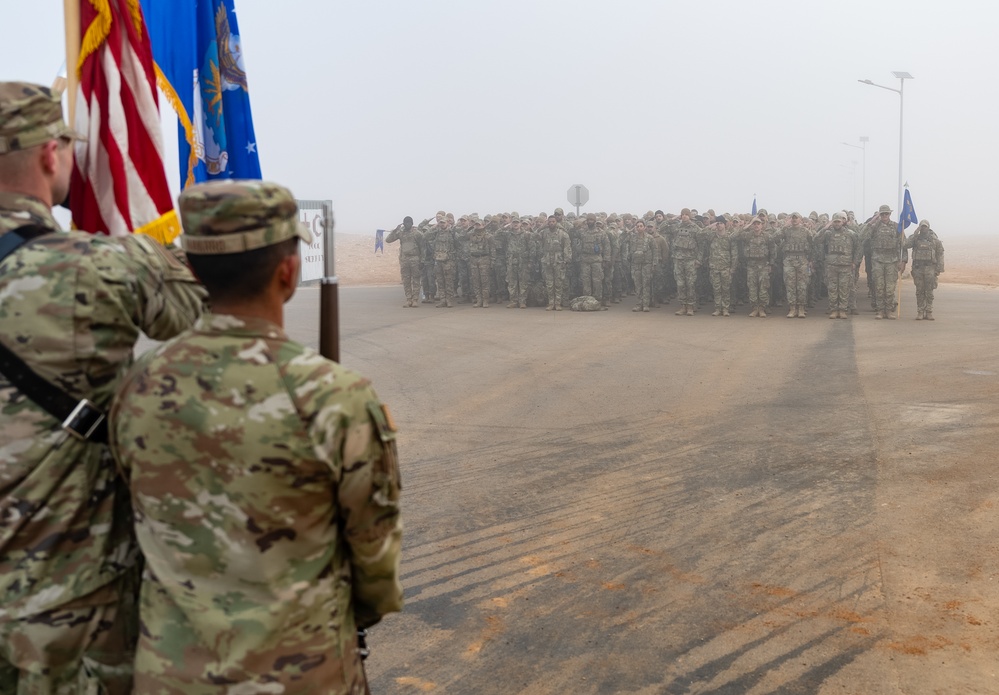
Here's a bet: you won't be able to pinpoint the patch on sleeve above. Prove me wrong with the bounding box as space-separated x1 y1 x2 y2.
367 400 401 488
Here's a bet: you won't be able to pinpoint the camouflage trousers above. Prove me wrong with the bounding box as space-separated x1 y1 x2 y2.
399 257 422 304
632 263 653 309
911 264 938 313
653 263 668 305
783 255 809 306
709 267 732 310
673 258 697 306
747 263 771 308
0 571 138 695
507 259 530 306
871 260 899 313
457 259 471 301
422 260 436 301
579 257 603 300
542 263 567 308
601 262 613 302
470 256 492 305
492 258 508 301
434 259 456 305
825 263 853 312
612 262 626 300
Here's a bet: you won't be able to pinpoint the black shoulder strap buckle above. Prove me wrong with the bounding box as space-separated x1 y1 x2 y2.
0 224 107 443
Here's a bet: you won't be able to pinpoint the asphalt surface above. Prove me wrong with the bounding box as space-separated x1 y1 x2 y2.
282 283 999 695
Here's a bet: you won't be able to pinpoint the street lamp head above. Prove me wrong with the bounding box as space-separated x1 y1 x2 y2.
892 71 913 80
859 136 869 143
859 79 874 84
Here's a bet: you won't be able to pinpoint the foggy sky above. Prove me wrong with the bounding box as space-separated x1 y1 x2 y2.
5 0 998 235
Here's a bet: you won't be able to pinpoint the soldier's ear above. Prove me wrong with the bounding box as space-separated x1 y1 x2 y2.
277 253 301 302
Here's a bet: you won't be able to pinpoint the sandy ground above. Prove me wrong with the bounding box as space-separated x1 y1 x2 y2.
335 232 999 288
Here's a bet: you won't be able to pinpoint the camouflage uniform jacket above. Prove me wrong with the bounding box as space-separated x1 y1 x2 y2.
904 230 944 272
629 233 659 268
704 231 738 272
385 225 424 260
671 222 701 261
110 313 404 692
816 227 860 266
506 229 532 264
0 191 205 620
861 220 908 264
539 227 571 266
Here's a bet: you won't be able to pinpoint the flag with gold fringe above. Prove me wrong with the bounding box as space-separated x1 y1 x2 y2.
69 0 180 244
141 0 262 188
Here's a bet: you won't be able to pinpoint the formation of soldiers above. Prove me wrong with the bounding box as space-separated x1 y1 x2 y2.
386 204 945 320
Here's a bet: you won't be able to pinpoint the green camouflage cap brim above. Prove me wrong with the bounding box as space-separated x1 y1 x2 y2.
178 180 312 255
0 81 84 154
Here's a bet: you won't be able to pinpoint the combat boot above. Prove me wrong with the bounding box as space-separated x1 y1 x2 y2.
482 301 489 308
829 311 837 319
875 310 883 319
925 310 934 320
519 302 527 309
749 307 758 317
797 305 806 318
722 309 730 317
555 305 563 311
642 307 650 312
886 311 896 320
711 309 720 317
546 304 554 311
759 308 767 318
686 306 695 316
507 302 517 308
787 306 795 318
675 306 685 315
915 310 923 320
436 301 447 308
632 305 642 312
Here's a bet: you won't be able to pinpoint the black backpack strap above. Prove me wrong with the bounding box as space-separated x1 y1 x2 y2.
0 224 52 264
0 224 107 443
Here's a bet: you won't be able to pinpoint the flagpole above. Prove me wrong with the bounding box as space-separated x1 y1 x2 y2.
63 0 80 123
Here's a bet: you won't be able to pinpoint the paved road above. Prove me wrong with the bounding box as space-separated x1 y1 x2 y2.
285 284 999 694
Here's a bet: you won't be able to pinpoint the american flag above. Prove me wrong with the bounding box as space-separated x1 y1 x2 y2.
69 0 180 244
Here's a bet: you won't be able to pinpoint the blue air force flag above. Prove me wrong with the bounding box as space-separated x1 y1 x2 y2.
142 0 262 187
752 196 758 215
898 188 918 234
375 229 385 254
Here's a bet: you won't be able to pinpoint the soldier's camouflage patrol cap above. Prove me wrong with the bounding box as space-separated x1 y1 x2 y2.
0 81 84 154
178 180 312 255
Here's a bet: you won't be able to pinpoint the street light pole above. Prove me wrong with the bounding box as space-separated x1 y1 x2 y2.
840 136 869 216
858 72 912 215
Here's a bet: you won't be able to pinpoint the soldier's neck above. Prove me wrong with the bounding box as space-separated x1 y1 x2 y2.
210 295 285 330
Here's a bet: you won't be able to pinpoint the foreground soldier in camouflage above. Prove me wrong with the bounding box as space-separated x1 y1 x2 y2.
0 81 205 694
904 219 945 320
110 180 403 694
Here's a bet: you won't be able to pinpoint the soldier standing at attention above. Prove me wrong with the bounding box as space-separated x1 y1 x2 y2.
704 216 738 316
110 180 403 693
740 218 775 317
578 212 605 302
0 81 205 693
540 213 571 311
904 219 945 320
506 213 532 308
432 214 458 307
777 212 813 318
672 208 701 316
385 215 424 307
816 212 859 319
467 218 495 307
860 204 908 319
630 219 658 312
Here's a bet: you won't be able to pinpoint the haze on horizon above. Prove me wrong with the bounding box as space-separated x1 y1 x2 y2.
4 0 997 237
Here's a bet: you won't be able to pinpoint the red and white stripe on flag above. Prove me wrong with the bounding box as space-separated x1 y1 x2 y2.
70 0 180 244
